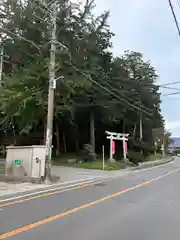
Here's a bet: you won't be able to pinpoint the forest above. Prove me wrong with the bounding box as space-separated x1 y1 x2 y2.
0 0 169 161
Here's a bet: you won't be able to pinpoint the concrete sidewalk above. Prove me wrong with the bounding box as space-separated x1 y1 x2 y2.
0 157 173 198
51 166 128 182
0 181 49 197
0 166 130 198
51 157 174 181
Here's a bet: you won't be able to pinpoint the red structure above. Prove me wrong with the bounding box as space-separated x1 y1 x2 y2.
112 140 115 154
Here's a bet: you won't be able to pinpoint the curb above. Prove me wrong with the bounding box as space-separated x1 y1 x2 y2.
0 175 121 203
0 176 107 201
130 157 173 171
0 157 174 200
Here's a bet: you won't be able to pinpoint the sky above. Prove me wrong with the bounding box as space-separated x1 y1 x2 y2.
88 0 180 137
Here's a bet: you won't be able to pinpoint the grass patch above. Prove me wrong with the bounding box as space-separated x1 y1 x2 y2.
53 160 127 171
147 153 164 161
0 164 5 174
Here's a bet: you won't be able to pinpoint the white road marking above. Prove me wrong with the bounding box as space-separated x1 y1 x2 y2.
0 159 174 204
0 176 121 205
0 178 96 204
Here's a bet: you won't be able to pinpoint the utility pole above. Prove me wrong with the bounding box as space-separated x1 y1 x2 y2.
0 44 3 86
161 137 165 157
139 99 143 154
139 99 143 140
139 109 142 140
45 1 57 180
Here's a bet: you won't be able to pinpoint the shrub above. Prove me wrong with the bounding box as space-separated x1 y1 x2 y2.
82 144 96 162
127 150 144 165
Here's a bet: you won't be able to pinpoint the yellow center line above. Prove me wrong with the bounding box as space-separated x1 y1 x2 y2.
0 184 88 208
0 167 179 239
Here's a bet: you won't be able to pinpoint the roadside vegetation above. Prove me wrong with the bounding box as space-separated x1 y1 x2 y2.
0 0 172 168
53 159 127 171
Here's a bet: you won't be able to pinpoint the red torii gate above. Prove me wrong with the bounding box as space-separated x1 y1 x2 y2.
105 131 129 161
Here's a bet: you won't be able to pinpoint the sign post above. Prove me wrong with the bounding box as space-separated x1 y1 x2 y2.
102 145 105 170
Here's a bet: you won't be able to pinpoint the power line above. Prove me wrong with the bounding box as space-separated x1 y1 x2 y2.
162 96 180 100
1 0 154 117
53 45 154 115
163 91 180 96
69 63 153 116
0 26 41 53
109 77 180 90
11 1 156 116
168 0 180 38
128 81 180 88
92 70 153 114
159 81 180 87
160 85 180 91
177 0 180 9
98 77 153 114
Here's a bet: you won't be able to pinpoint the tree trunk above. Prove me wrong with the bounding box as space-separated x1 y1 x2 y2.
76 139 79 153
133 123 137 138
56 120 60 157
63 132 67 153
75 124 79 153
90 111 95 151
43 117 46 145
123 119 126 133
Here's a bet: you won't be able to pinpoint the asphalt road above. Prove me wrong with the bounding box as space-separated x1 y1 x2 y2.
0 158 180 239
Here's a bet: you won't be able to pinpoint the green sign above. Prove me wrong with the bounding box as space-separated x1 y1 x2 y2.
14 159 21 167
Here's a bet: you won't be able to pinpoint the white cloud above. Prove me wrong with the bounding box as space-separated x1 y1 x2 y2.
165 120 180 130
72 0 180 136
